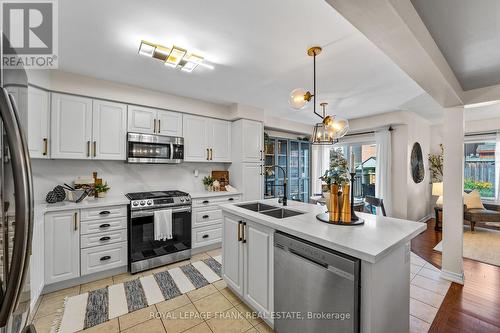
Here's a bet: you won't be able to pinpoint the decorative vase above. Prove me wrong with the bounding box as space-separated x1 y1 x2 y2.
329 184 340 222
98 192 107 198
341 184 351 222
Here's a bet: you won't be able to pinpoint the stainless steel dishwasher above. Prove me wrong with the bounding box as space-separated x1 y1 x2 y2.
274 232 360 333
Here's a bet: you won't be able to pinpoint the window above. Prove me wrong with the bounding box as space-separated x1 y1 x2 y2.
329 142 377 199
464 141 496 199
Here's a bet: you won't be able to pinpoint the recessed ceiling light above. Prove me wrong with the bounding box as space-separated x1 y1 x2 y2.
138 40 156 57
138 40 214 73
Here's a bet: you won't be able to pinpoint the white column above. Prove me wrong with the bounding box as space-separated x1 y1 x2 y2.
441 106 464 284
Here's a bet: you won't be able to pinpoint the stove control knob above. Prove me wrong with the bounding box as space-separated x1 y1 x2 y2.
147 200 153 205
140 200 145 206
180 198 185 202
185 197 191 202
132 201 139 206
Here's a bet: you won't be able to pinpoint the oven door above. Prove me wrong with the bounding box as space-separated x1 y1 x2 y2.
127 132 183 163
129 206 191 265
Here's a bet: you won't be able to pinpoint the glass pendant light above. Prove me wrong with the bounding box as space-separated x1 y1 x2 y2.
311 103 349 145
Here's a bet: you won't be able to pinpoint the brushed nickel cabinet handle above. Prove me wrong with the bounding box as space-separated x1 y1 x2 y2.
73 212 78 231
93 141 97 157
43 138 48 156
210 148 213 160
87 141 90 157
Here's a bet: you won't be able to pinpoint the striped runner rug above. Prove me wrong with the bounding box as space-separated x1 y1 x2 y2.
52 255 222 333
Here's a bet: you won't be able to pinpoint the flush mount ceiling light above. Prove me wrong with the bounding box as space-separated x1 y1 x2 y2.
290 46 349 145
138 40 214 72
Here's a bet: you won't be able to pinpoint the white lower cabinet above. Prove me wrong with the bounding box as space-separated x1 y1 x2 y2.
45 210 80 285
44 204 128 287
222 214 274 318
192 194 241 249
81 242 127 276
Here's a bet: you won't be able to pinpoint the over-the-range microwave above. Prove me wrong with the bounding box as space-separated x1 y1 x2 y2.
127 132 184 164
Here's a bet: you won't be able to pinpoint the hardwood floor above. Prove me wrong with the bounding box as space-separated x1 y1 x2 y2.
411 219 500 333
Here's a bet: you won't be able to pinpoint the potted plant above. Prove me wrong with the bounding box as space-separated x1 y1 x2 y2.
95 182 110 198
203 176 214 191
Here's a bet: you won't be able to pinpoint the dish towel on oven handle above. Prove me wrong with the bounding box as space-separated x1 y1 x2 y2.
153 209 173 240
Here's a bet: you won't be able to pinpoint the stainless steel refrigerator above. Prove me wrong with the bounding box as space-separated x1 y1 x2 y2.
0 33 36 333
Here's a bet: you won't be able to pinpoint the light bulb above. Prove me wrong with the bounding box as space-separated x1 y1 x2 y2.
289 88 310 109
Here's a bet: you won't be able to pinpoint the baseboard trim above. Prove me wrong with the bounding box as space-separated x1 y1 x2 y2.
418 214 433 223
440 269 464 285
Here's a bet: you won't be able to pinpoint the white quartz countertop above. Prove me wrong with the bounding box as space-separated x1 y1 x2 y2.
34 195 129 216
220 198 427 263
190 191 242 199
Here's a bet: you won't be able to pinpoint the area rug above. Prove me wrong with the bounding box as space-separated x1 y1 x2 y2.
433 227 500 267
52 256 222 333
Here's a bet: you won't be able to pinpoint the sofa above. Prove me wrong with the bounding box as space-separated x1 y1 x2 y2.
464 202 500 231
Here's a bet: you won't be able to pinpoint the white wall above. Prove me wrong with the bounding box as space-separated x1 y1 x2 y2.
32 160 227 200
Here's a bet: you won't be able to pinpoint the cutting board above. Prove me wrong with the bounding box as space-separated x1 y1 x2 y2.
212 171 229 191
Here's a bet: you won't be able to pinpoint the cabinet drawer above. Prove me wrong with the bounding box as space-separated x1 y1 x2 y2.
81 229 127 248
193 195 241 208
81 242 127 276
80 217 127 235
194 208 222 227
192 224 222 248
80 205 127 221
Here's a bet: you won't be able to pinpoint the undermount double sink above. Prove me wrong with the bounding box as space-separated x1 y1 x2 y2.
236 202 305 219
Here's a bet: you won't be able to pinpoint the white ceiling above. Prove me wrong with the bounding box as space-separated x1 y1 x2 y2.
411 0 500 91
58 0 429 125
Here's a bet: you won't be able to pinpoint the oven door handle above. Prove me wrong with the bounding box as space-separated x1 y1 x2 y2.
130 206 191 218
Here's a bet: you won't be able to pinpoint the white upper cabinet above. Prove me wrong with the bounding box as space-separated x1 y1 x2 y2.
51 93 93 159
128 105 182 137
241 120 263 163
51 93 126 160
183 115 231 162
209 119 231 162
127 105 156 134
27 86 50 158
92 100 127 160
183 115 210 161
241 163 263 201
157 110 183 137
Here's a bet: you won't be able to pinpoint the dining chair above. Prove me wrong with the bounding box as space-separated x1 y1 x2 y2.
365 195 387 216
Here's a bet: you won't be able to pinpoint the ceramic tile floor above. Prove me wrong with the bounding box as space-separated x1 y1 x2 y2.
409 252 451 333
30 248 447 333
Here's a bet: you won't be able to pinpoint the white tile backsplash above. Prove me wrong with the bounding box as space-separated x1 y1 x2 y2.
32 159 228 200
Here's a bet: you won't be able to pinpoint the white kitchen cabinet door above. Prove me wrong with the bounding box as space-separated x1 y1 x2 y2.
183 115 209 162
222 215 244 296
45 210 80 285
242 120 263 163
92 100 127 160
243 221 273 317
157 110 183 137
50 93 92 159
241 163 263 201
209 119 231 162
127 105 157 134
27 87 50 158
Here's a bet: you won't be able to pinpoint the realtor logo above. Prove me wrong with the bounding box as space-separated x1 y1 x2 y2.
2 0 58 69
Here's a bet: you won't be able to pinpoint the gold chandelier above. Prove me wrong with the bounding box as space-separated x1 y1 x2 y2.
289 46 349 144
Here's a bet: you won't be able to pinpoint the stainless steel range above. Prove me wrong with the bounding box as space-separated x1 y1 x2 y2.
126 191 192 273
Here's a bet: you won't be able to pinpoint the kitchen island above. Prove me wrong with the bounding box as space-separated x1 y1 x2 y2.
220 198 427 333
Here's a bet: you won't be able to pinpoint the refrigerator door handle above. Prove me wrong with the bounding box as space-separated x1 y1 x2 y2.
0 88 33 326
